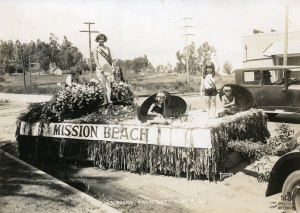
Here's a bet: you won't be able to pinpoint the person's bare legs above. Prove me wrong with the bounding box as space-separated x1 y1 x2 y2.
210 96 216 119
99 75 108 105
104 73 112 104
205 96 211 119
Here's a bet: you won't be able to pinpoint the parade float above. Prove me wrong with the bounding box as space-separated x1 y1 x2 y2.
15 78 270 181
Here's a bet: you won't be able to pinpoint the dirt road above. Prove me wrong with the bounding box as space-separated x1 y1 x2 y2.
1 92 299 212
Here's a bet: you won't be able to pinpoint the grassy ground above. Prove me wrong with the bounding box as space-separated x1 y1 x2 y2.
0 72 235 96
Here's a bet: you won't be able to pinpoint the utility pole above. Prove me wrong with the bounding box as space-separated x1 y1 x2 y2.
181 17 194 83
20 45 26 91
80 22 99 79
29 55 31 86
283 5 289 66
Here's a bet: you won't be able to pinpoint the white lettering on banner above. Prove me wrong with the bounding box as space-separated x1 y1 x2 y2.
19 122 211 148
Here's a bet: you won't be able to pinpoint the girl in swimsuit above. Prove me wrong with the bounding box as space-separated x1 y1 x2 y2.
200 61 217 119
147 92 168 125
93 33 113 105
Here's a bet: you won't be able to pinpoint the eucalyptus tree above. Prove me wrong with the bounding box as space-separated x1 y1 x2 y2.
196 42 217 75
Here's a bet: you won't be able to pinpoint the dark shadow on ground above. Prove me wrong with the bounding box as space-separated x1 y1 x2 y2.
0 152 78 207
0 141 18 157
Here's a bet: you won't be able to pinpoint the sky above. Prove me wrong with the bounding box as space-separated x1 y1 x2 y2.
1 0 300 71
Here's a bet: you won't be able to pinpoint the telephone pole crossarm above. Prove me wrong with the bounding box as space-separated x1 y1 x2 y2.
80 22 99 79
80 31 99 33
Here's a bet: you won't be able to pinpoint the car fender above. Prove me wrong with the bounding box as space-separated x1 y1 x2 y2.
266 147 300 197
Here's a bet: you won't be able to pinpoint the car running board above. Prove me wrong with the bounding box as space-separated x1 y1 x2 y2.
264 110 300 114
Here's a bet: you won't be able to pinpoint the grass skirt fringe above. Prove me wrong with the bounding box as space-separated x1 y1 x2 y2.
16 109 269 180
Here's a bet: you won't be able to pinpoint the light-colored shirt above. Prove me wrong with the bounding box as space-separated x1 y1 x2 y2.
204 74 215 89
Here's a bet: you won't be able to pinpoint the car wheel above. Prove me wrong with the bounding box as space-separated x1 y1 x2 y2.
266 113 278 118
282 170 300 213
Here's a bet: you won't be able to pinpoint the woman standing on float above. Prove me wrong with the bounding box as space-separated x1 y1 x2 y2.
93 34 113 105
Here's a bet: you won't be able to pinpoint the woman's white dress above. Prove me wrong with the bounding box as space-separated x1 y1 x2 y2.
95 46 112 104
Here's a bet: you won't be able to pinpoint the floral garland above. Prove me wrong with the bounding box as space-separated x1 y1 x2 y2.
17 80 136 125
227 122 298 163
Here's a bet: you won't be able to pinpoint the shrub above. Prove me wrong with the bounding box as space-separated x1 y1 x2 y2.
6 65 16 74
16 67 23 73
0 76 5 82
227 123 298 183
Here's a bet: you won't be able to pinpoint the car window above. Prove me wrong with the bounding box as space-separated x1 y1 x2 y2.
263 70 284 85
287 71 300 86
243 71 261 85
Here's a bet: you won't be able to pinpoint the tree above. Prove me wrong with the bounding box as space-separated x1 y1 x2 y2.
59 36 83 70
156 65 161 73
22 42 37 70
185 42 196 75
174 50 185 74
147 62 155 72
165 63 173 73
6 65 16 74
123 60 133 73
49 33 60 67
223 60 233 75
196 42 217 75
0 41 9 72
36 40 51 72
174 42 199 76
7 40 14 60
75 58 89 72
0 35 84 75
132 55 148 73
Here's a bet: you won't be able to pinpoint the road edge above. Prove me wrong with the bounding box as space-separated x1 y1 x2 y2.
0 149 120 213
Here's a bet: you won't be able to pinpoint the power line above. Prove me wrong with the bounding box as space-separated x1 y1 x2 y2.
181 17 194 83
14 46 54 62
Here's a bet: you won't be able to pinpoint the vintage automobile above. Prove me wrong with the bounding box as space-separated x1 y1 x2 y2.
235 66 300 211
234 66 300 117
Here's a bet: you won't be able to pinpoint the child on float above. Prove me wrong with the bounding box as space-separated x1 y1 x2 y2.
147 91 169 125
218 86 236 118
201 61 218 119
65 72 80 88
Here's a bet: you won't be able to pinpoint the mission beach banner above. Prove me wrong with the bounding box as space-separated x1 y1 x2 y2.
19 122 212 148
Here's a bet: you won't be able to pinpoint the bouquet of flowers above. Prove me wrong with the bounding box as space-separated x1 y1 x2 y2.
111 81 134 104
52 82 105 120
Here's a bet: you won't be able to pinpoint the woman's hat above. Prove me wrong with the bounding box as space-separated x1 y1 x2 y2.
219 84 254 111
138 91 187 122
